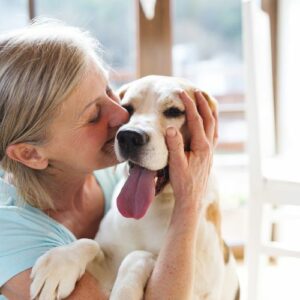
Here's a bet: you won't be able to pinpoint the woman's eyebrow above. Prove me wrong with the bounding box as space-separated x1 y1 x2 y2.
78 97 101 117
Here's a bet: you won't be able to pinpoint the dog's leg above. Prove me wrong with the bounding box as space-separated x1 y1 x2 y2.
30 239 101 300
110 250 156 300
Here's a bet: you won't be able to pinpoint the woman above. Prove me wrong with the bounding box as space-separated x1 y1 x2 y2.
0 20 217 299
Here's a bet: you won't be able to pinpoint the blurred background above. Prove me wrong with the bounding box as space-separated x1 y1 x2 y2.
0 0 299 299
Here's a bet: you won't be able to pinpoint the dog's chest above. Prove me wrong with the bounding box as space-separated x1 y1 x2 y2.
138 215 170 253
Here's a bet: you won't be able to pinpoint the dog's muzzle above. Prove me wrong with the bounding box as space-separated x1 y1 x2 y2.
115 128 170 220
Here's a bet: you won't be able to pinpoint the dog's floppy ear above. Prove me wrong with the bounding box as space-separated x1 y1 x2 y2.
117 83 130 100
185 88 218 114
201 91 218 113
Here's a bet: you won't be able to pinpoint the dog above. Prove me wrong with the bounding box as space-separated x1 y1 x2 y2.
30 75 240 300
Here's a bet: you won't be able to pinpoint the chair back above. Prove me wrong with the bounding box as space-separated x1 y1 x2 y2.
243 0 276 187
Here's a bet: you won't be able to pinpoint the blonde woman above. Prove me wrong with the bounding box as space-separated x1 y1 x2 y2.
0 21 217 299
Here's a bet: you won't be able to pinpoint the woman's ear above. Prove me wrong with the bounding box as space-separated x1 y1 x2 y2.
6 143 48 170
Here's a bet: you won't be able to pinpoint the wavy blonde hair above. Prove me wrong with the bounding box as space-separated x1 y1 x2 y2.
0 19 106 209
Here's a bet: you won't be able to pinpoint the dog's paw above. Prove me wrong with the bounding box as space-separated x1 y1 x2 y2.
110 251 156 300
30 239 100 300
117 250 156 279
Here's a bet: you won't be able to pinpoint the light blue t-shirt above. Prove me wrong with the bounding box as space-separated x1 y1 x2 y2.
0 164 126 297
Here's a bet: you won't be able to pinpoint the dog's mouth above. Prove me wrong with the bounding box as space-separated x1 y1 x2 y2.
128 162 169 195
116 161 169 220
154 164 169 195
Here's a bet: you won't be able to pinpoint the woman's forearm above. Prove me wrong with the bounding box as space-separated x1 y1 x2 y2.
144 204 199 300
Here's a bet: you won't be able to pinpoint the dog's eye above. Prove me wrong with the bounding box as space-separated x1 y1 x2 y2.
122 105 134 116
163 107 185 118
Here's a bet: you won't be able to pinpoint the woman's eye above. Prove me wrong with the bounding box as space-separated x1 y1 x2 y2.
163 107 185 118
122 105 134 116
89 108 101 124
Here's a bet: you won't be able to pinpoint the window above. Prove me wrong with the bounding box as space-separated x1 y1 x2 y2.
172 0 245 154
35 0 136 87
0 0 136 88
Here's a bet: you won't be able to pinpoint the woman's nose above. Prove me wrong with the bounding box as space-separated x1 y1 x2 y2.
106 100 129 128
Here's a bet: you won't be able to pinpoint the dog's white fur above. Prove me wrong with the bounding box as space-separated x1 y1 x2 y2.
31 76 239 300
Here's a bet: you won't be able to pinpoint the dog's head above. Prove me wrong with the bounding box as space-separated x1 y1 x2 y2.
115 75 217 219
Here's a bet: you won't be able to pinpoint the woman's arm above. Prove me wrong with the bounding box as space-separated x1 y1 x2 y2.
2 269 107 300
144 205 200 300
144 90 217 300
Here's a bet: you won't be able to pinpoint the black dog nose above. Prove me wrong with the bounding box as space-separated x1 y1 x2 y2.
117 129 149 153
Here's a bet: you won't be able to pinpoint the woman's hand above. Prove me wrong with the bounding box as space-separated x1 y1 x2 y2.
166 90 218 212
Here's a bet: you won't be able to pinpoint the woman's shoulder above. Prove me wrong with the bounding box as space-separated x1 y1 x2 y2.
0 181 76 246
0 171 77 288
0 206 76 285
0 169 72 238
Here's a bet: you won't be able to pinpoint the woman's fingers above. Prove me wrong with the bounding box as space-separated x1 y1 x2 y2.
179 91 206 152
165 127 187 170
179 90 216 152
194 91 215 145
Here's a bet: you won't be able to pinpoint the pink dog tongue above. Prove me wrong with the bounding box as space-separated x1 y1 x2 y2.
117 165 156 219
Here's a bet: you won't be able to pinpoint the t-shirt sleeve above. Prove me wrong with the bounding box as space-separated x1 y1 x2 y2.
0 206 76 288
94 163 128 213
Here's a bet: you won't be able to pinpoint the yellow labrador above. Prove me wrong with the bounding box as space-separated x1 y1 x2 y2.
31 75 240 300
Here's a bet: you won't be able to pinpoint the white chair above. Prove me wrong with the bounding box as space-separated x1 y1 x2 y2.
242 1 300 299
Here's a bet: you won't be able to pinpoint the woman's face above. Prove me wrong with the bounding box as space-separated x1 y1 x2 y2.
43 64 129 175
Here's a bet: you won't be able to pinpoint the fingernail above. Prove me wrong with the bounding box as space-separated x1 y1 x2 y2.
166 127 177 137
194 89 201 95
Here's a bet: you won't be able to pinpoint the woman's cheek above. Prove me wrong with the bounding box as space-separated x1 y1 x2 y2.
84 124 107 147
